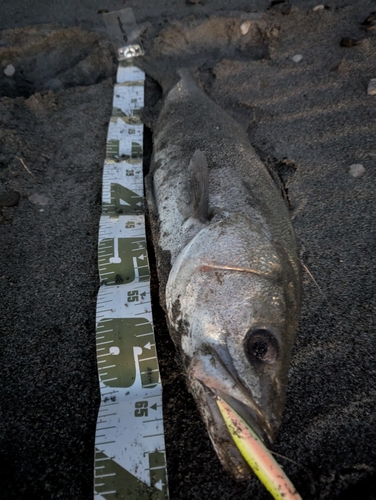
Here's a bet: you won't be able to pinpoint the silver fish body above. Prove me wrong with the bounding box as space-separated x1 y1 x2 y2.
146 69 301 480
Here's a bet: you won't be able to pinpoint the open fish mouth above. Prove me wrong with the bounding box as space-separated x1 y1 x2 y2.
204 384 272 444
188 347 279 480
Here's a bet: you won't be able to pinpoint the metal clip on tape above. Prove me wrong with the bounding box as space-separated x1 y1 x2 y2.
103 8 145 61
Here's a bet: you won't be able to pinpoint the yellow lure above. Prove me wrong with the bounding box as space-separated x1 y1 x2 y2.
216 397 302 500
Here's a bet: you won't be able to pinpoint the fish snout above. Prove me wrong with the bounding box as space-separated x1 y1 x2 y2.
188 349 281 452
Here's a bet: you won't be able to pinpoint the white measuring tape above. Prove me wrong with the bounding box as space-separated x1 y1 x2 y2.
94 15 169 498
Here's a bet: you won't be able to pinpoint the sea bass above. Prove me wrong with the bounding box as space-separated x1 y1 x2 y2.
145 69 301 480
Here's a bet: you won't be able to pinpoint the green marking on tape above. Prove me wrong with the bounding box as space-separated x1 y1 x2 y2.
148 452 168 490
95 450 167 499
120 80 145 87
122 116 142 125
98 237 149 285
96 318 159 389
132 142 142 157
106 139 119 156
103 184 143 214
112 107 127 117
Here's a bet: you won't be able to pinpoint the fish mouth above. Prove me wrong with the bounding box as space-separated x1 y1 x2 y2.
188 347 279 480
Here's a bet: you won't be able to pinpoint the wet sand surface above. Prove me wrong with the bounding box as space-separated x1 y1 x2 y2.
0 1 375 499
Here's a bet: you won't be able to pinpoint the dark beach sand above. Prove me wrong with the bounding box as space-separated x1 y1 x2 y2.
0 1 375 498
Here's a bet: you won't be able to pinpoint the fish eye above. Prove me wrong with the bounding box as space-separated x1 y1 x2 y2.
244 329 279 364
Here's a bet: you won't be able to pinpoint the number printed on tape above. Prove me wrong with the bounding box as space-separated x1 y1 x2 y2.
94 57 169 500
112 82 144 117
98 215 149 285
106 117 143 158
102 159 144 215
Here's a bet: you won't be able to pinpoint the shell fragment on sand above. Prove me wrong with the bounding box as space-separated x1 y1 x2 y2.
216 397 302 500
367 79 376 96
3 64 15 76
348 163 365 178
291 54 303 63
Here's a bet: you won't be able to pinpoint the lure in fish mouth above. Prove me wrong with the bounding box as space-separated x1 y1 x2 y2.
166 213 301 480
141 67 301 480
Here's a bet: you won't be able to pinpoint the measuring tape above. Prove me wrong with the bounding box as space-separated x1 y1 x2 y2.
93 47 169 500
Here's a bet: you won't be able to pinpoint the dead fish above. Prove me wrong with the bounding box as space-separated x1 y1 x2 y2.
143 68 301 480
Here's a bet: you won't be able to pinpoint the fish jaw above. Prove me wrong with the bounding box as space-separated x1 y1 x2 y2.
187 350 282 480
189 377 253 480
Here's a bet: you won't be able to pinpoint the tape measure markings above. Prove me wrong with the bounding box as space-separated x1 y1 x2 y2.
106 114 143 159
102 160 144 215
112 82 144 117
94 55 168 499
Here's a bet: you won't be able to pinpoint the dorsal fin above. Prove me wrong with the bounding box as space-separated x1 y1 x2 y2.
181 150 209 222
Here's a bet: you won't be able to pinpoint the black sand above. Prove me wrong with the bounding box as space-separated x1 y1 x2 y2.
0 1 375 499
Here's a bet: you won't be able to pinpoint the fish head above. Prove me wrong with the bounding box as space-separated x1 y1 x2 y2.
166 212 301 479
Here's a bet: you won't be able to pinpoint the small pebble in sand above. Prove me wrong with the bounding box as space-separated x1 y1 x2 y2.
186 0 201 4
348 164 365 178
28 193 49 205
0 190 20 207
313 4 325 11
240 21 251 35
268 27 280 38
291 54 303 63
367 79 376 96
3 64 15 77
